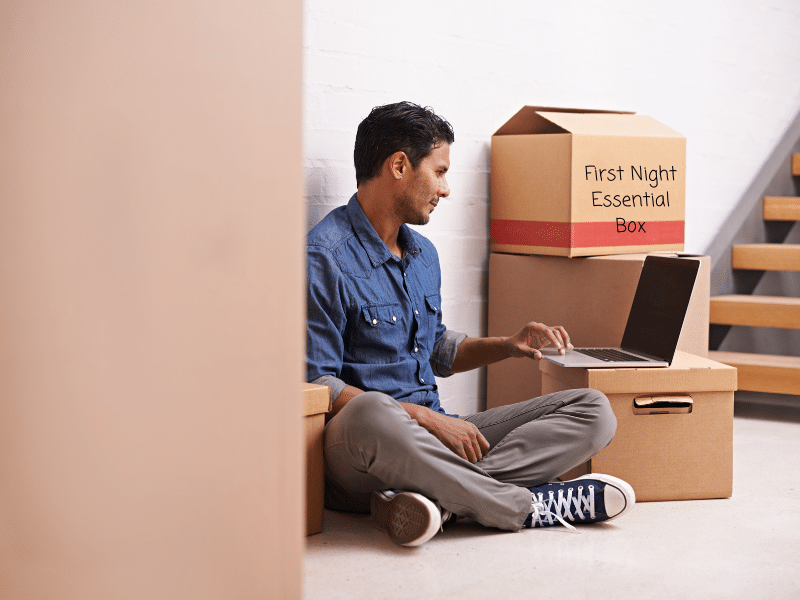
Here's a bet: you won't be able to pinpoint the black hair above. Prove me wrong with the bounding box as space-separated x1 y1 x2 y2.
353 101 455 186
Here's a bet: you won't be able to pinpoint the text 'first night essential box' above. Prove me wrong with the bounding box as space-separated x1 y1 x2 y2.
490 106 686 257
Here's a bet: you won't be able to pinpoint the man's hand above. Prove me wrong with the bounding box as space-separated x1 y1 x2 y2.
404 404 490 463
505 321 573 360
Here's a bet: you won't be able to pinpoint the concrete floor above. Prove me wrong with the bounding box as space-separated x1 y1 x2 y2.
304 395 800 600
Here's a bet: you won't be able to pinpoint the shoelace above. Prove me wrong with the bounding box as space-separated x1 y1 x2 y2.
439 508 453 532
530 484 596 532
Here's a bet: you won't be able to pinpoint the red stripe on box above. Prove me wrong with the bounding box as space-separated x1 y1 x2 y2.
490 219 685 248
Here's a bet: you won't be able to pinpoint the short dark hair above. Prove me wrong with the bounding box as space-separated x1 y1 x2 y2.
354 102 455 186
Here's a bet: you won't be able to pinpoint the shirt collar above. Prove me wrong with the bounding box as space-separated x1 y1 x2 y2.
345 194 422 268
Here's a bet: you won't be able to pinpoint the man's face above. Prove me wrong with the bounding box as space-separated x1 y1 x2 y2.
394 143 450 226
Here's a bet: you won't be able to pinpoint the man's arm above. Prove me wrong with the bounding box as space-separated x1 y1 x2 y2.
329 384 364 417
450 321 573 374
403 402 489 463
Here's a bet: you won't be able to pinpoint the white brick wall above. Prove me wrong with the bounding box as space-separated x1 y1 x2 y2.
304 0 800 415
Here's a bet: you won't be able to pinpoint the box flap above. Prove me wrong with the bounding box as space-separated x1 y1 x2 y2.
540 351 737 395
540 111 684 139
303 383 331 416
494 105 631 136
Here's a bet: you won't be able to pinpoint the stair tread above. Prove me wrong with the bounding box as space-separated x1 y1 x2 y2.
710 295 800 329
709 350 800 368
709 350 800 394
732 244 800 271
764 196 800 221
711 295 800 305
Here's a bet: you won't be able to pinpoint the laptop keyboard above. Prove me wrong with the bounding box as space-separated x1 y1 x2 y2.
578 348 645 362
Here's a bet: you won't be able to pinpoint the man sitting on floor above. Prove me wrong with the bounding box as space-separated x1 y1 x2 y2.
306 101 635 547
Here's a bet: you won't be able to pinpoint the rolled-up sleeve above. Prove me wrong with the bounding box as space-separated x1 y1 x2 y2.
429 329 468 377
310 374 348 403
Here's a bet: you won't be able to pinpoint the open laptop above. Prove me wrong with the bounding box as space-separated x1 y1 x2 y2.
541 255 700 368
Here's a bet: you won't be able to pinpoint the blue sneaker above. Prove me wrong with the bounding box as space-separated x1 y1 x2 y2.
526 474 635 530
370 491 442 547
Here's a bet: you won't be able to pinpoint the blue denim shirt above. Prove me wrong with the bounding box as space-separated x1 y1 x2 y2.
306 194 466 415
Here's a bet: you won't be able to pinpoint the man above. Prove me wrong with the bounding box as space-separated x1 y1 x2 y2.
306 101 634 547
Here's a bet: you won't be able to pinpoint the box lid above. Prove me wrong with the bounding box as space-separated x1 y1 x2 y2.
303 383 331 416
493 106 682 139
539 351 737 395
494 105 631 136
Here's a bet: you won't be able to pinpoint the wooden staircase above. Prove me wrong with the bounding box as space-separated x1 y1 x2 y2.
708 153 800 395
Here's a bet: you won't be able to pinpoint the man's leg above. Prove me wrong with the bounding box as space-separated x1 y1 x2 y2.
462 389 634 530
464 388 617 486
324 391 532 531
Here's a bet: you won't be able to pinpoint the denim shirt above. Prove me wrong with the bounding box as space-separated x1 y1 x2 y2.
306 194 466 415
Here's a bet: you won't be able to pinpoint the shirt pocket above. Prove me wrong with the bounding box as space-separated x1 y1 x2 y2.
424 293 442 342
352 302 406 363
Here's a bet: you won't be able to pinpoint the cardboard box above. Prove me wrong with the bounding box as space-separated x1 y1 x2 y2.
303 383 331 535
486 252 710 408
541 351 737 502
490 106 686 257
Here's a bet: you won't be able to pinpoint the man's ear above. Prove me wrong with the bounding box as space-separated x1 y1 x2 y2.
388 151 409 180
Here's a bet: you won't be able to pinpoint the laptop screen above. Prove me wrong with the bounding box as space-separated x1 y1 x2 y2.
620 256 700 363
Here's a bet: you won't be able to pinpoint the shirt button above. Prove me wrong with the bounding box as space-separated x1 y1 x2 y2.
414 310 419 315
392 315 397 322
372 318 377 325
420 377 425 383
414 347 418 353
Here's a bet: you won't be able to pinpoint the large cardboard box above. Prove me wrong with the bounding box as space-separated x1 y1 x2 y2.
541 351 737 502
491 106 686 257
486 252 710 408
303 383 331 535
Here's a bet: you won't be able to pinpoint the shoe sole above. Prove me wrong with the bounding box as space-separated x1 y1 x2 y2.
574 473 636 521
371 492 440 547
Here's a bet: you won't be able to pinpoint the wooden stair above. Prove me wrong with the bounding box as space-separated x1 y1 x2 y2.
764 196 800 220
732 243 800 271
708 351 800 395
710 295 800 329
709 153 800 395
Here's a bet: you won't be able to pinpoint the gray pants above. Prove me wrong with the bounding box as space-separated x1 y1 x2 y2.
323 389 616 531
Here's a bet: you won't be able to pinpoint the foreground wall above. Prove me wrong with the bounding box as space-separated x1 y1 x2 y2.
304 0 800 415
0 2 304 597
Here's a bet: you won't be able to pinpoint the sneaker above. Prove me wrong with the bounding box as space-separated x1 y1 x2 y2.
526 474 635 531
370 490 442 547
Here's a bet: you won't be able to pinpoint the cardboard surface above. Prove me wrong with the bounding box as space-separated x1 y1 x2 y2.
303 383 330 535
486 252 710 408
491 106 686 257
542 351 737 502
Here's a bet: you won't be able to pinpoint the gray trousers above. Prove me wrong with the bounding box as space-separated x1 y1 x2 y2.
323 389 616 531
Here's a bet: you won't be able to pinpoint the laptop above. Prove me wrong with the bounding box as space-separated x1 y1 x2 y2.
541 255 700 368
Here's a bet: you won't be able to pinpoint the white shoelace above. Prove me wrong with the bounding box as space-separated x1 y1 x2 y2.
439 508 453 532
530 484 596 532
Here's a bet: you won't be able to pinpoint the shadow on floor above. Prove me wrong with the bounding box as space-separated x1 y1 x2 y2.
734 391 800 423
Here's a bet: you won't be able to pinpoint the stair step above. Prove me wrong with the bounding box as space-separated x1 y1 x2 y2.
709 350 800 395
764 196 800 221
793 153 800 176
710 295 800 329
732 243 800 271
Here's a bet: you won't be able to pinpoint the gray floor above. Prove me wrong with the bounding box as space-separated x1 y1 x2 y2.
304 394 800 600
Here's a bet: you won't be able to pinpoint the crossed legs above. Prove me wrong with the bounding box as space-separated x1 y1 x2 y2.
323 389 616 531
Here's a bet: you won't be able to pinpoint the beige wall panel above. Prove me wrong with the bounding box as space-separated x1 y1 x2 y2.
0 1 303 598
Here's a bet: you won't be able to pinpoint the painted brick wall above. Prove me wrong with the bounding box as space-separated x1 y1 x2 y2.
304 0 800 415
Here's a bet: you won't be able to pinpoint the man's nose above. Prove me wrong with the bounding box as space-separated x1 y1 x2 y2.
439 179 450 198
